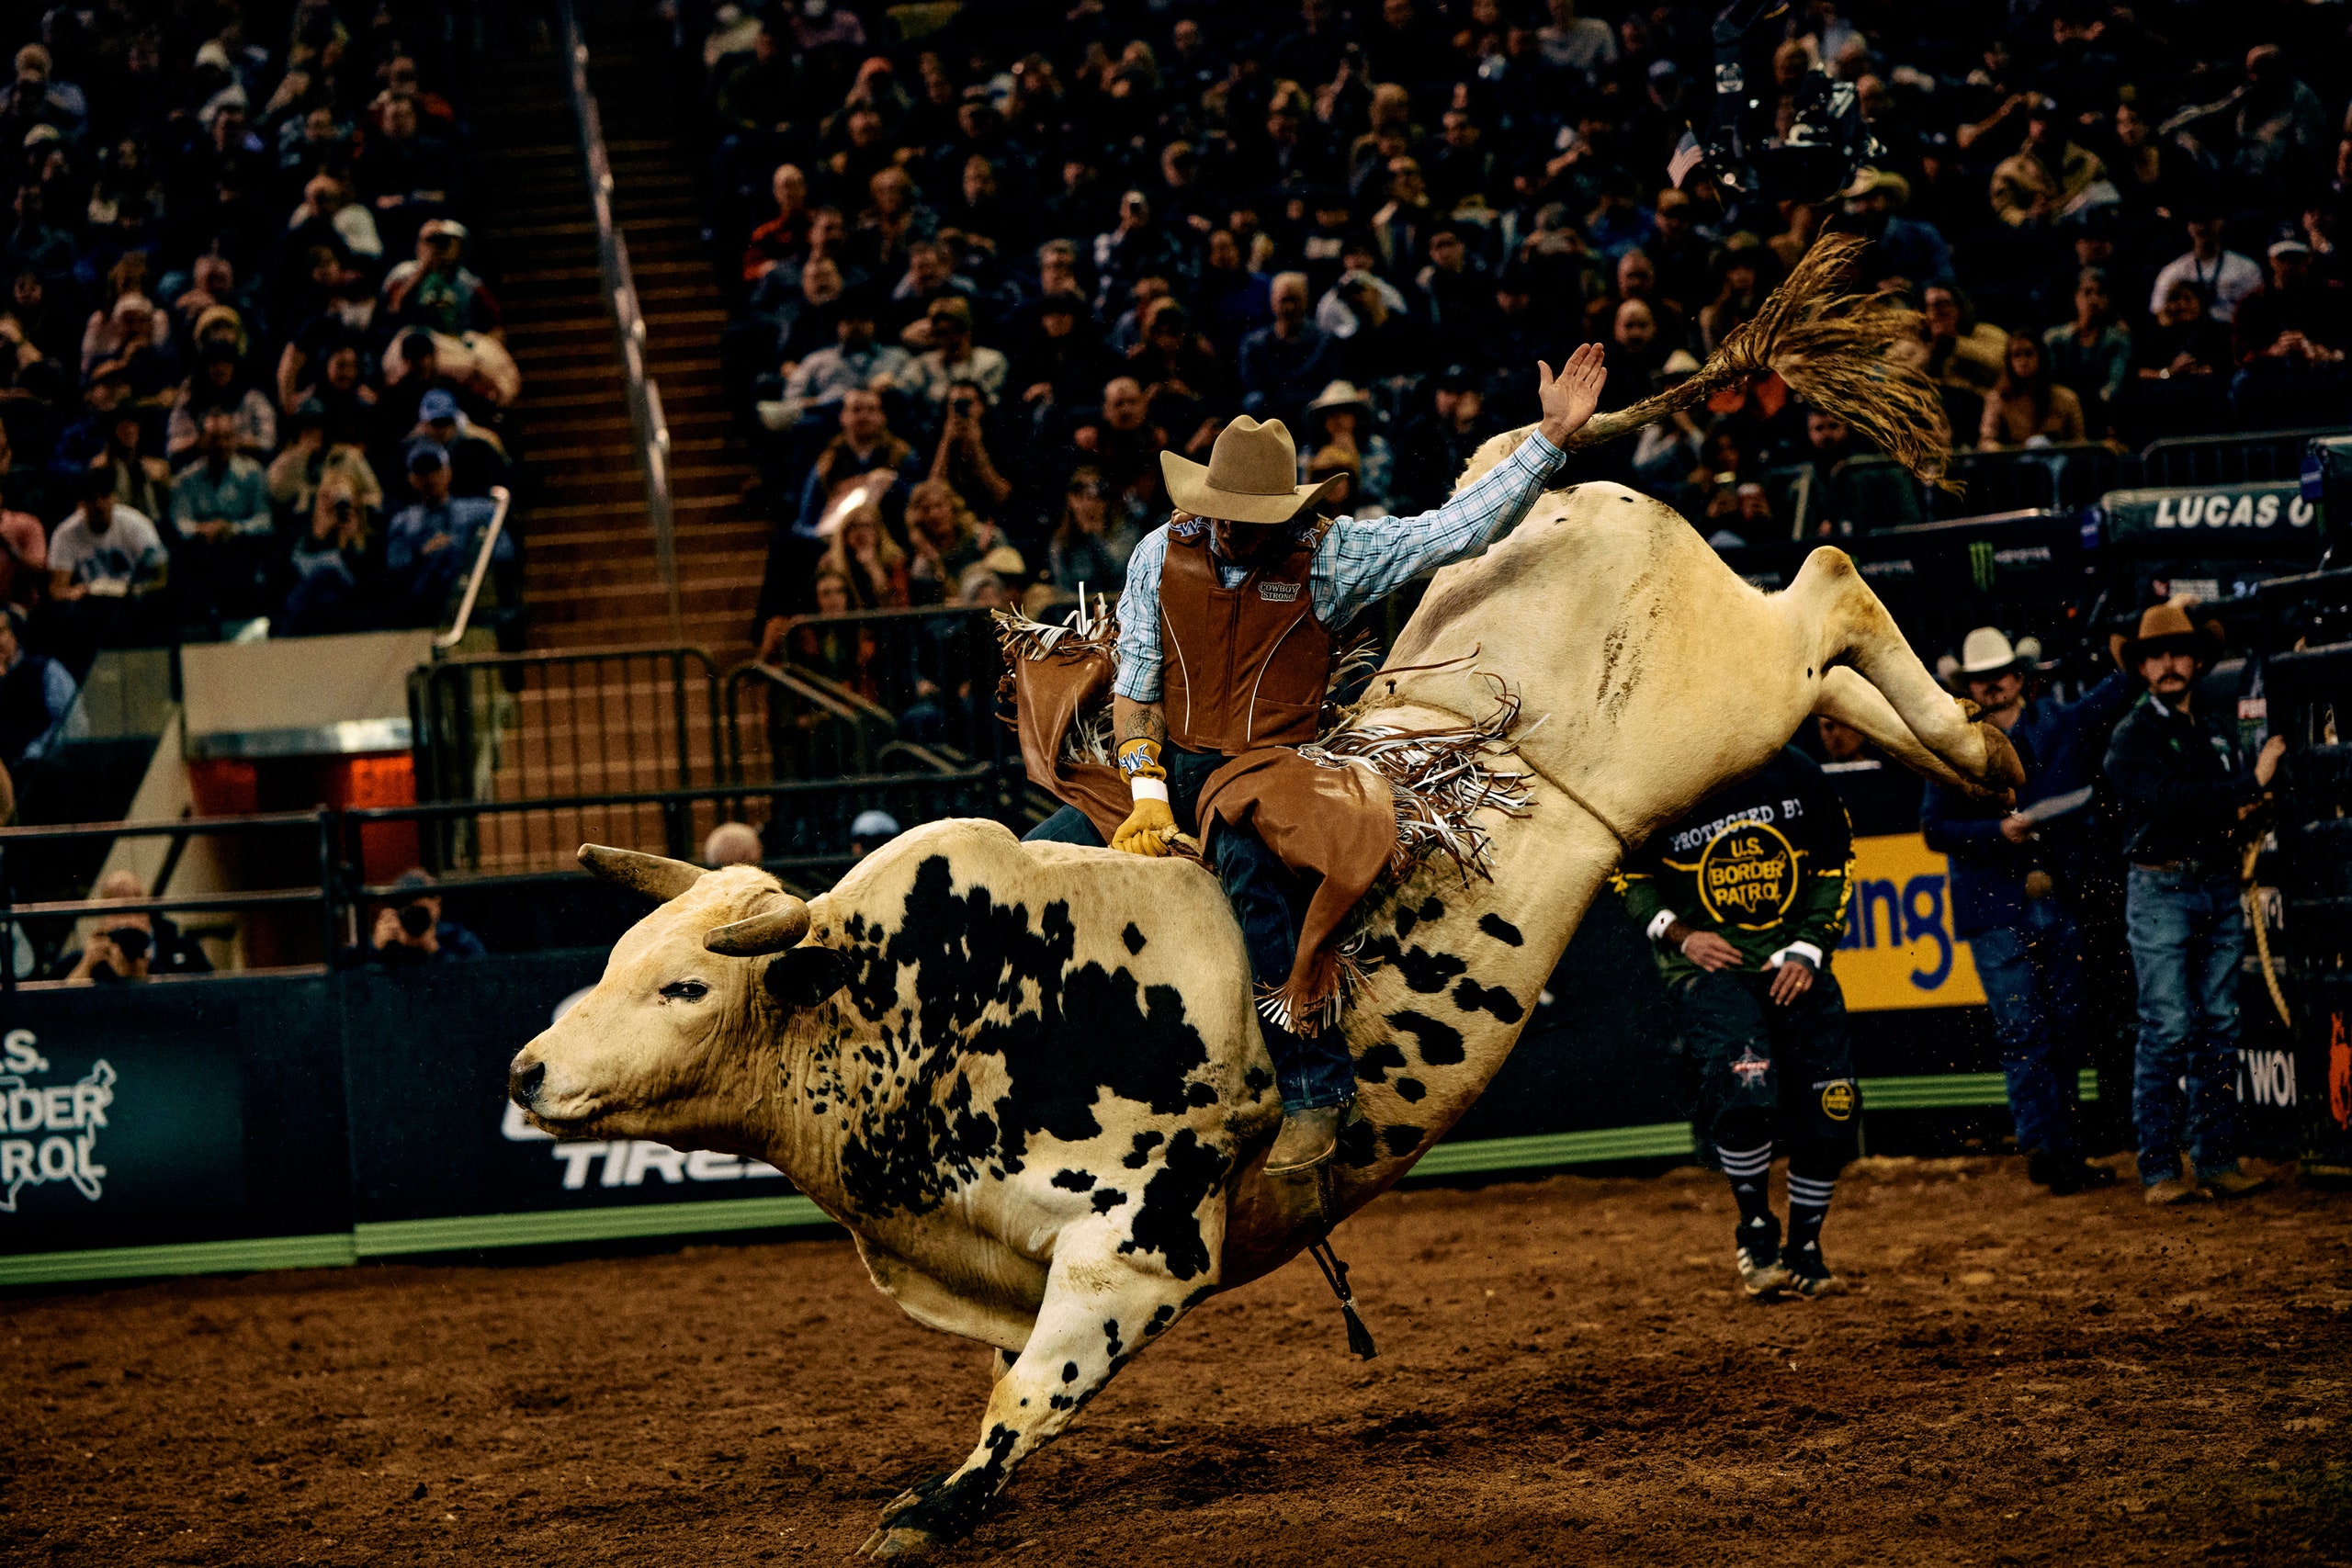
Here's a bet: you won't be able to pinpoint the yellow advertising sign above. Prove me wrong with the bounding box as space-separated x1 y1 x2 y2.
1835 833 1987 1011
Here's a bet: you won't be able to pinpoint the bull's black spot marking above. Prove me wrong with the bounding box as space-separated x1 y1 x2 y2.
1185 1080 1218 1107
831 856 1216 1218
1395 945 1466 994
1478 913 1524 947
1051 1168 1095 1191
1123 922 1147 954
1453 977 1524 1023
1122 1130 1164 1168
1419 897 1446 923
888 1421 1019 1543
1383 1124 1424 1156
1048 1393 1075 1410
1103 1318 1126 1362
1145 1303 1174 1337
1389 1010 1464 1066
1335 1115 1380 1168
1091 1188 1127 1213
1117 1129 1228 1280
1061 1361 1079 1383
1354 1040 1407 1084
1394 903 1419 941
1394 1077 1426 1102
1244 1066 1273 1095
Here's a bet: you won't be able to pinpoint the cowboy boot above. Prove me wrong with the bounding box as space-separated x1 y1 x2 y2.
1266 1104 1345 1175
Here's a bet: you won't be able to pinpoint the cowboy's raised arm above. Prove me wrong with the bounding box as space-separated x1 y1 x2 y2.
1317 345 1606 626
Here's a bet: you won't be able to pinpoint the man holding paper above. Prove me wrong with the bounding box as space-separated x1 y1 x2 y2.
1922 626 2135 1195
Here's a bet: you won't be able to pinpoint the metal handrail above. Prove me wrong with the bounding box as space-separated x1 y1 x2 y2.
557 0 683 644
435 484 514 649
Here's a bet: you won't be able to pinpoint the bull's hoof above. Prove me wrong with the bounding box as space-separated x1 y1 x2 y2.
876 1473 948 1525
858 1524 943 1559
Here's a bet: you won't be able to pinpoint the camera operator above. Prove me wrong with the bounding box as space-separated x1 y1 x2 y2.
368 867 485 964
56 868 211 983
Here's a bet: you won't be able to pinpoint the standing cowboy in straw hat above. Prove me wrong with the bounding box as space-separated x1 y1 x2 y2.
2100 600 2285 1205
1924 626 2135 1195
1026 344 1609 1173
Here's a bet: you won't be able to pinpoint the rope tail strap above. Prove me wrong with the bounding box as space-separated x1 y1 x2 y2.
1306 1236 1379 1360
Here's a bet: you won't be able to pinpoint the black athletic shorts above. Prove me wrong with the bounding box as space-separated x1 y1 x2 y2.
1674 965 1860 1154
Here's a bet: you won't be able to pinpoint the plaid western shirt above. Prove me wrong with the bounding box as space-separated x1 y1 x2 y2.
1111 430 1566 704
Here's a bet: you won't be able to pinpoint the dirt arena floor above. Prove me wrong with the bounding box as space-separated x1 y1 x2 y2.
6 1156 2349 1568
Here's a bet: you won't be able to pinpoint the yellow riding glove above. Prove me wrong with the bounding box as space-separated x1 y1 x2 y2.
1111 737 1176 857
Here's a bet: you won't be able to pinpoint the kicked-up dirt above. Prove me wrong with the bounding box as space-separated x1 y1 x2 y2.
4 1156 2348 1566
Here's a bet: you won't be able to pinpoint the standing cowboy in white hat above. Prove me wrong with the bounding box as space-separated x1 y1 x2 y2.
1923 626 2136 1194
1026 344 1609 1173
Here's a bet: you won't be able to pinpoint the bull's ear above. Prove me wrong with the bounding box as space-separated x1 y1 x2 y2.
765 946 850 1010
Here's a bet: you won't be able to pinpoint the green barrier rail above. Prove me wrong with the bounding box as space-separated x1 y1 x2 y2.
1 1070 2078 1289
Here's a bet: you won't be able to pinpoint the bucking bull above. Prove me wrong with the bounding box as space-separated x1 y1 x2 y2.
508 236 2023 1555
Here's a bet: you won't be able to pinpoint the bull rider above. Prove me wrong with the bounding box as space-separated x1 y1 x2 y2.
1025 344 1609 1176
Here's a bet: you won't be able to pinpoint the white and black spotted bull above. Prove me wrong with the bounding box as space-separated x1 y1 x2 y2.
508 454 2022 1557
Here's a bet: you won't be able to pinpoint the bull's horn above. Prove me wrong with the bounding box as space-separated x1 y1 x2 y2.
578 843 704 901
705 894 812 956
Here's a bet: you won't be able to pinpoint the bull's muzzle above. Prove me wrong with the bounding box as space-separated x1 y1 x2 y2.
507 1052 546 1112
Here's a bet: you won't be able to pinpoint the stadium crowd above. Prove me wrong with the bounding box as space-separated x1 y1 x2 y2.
707 0 2352 642
0 0 514 780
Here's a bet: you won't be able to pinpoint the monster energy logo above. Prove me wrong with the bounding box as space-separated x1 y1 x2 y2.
1968 540 1996 592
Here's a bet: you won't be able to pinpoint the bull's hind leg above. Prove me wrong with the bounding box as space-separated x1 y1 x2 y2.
859 1218 1213 1558
1793 547 2024 801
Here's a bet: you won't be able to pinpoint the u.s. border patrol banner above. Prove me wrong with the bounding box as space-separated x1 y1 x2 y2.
1836 832 1986 1011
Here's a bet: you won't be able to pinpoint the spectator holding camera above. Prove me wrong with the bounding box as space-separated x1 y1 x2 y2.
2102 602 2287 1205
57 869 210 984
368 867 485 964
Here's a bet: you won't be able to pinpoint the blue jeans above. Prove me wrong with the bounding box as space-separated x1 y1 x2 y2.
2124 865 2245 1185
1968 896 2089 1159
1026 750 1355 1113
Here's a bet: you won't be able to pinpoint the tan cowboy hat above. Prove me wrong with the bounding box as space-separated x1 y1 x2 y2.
2110 598 2224 671
1958 626 2041 676
1842 166 1911 207
1160 417 1344 525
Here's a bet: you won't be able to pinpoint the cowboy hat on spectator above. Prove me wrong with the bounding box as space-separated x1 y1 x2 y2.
1159 417 1345 525
1938 626 2043 692
2111 599 2224 671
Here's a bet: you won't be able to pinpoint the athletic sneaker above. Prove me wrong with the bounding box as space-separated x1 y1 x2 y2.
1734 1216 1789 1298
1783 1240 1844 1299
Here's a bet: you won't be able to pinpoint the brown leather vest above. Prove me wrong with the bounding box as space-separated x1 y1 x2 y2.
1159 525 1333 756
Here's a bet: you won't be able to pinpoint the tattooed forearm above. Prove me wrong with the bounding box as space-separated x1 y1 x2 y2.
1113 696 1167 748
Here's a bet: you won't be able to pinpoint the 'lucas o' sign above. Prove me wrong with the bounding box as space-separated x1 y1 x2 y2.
2151 491 2316 530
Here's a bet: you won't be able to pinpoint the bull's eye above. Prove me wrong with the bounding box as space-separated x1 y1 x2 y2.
659 980 711 1003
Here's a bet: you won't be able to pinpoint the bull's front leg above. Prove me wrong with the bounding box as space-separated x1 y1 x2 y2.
858 1217 1214 1558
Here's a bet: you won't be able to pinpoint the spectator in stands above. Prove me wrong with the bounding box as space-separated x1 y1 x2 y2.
2102 602 2285 1204
1298 380 1394 514
2125 280 2236 440
267 399 382 524
849 808 900 860
385 442 506 628
56 869 213 985
0 483 42 616
167 341 277 459
2230 238 2347 387
0 604 73 776
382 219 500 337
1980 333 2086 448
368 868 485 964
96 406 174 523
1238 271 1340 426
743 164 813 283
2148 211 2264 326
1919 284 2008 397
171 408 276 624
1922 627 2133 1195
411 388 508 499
2041 267 2132 426
1012 291 1114 419
1046 465 1140 592
765 291 910 430
277 470 379 638
792 387 921 544
818 503 910 609
42 464 167 673
706 821 764 868
928 380 1015 520
906 479 1010 605
1069 376 1168 521
899 295 1008 415
1990 96 2110 230
1843 168 1952 289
